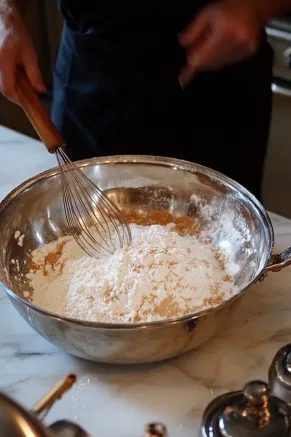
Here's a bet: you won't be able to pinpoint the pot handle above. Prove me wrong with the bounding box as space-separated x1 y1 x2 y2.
260 248 291 281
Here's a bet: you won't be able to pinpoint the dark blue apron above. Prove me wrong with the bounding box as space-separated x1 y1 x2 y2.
52 0 273 199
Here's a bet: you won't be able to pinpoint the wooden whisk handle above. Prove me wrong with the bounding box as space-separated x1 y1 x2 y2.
16 70 65 153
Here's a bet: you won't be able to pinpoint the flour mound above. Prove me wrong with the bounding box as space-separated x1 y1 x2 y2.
26 222 238 324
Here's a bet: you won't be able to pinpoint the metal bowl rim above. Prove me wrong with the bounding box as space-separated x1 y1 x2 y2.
0 154 274 330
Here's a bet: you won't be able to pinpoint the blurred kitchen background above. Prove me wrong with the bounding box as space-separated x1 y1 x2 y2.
0 2 291 218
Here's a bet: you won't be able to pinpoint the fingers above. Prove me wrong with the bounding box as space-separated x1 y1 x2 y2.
179 11 210 48
0 60 19 102
0 45 46 103
0 8 45 102
178 27 224 88
179 28 257 88
178 65 195 90
22 50 46 94
178 3 260 89
0 55 46 103
178 12 216 88
0 58 46 104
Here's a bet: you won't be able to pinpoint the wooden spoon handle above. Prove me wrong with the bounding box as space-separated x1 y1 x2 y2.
16 70 65 153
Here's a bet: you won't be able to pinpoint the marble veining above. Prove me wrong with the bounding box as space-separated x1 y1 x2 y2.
1 125 291 437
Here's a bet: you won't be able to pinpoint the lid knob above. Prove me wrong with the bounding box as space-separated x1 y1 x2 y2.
243 380 269 406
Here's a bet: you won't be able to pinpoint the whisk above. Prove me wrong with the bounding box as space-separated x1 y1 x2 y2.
16 71 132 257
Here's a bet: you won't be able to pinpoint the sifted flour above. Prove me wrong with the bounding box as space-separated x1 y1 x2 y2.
26 217 239 324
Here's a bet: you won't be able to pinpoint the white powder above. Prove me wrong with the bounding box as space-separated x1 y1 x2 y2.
18 234 25 247
27 223 239 324
189 194 258 280
14 230 21 240
14 230 25 247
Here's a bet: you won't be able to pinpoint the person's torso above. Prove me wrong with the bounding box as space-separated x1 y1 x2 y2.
58 0 211 38
55 0 268 95
57 0 213 82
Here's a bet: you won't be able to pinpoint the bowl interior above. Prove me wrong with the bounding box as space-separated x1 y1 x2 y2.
0 156 272 305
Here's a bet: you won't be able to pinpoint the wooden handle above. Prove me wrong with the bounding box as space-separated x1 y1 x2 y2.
16 70 65 153
33 374 76 418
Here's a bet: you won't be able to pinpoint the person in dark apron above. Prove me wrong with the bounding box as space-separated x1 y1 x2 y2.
49 1 273 200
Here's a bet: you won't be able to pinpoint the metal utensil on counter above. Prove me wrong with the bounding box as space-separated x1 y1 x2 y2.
33 374 76 420
0 374 91 437
200 343 291 437
0 372 168 437
2 345 291 437
15 71 131 257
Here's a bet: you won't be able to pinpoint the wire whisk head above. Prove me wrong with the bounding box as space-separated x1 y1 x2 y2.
56 148 132 258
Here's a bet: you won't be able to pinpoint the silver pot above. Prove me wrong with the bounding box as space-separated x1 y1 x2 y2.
0 155 290 364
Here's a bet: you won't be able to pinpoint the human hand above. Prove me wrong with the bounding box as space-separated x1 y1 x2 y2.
0 8 46 102
178 0 263 88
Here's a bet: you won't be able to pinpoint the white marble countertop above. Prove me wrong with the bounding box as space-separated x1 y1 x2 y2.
1 124 291 437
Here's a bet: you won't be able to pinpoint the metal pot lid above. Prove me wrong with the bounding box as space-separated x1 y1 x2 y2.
0 392 52 437
269 343 291 406
200 380 291 437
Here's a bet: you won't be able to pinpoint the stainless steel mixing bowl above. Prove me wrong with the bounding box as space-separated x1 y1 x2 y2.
1 155 291 364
